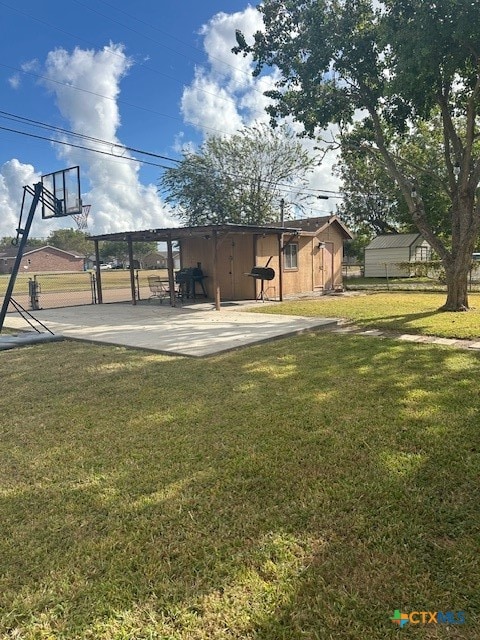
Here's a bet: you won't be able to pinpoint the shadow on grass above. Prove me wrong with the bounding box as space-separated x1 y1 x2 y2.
349 308 445 332
0 335 479 638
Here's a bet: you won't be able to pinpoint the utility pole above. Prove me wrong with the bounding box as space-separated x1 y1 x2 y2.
280 198 285 224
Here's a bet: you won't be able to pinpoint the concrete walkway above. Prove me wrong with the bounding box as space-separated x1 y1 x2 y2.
2 301 338 357
328 322 480 351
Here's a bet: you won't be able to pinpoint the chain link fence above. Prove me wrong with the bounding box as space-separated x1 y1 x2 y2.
0 269 169 312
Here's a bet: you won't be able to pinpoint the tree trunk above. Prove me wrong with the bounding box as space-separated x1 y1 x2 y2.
441 263 470 311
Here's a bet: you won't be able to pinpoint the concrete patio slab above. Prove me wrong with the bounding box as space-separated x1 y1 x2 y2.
2 302 339 357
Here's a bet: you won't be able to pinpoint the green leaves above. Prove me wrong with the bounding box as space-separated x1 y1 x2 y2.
234 0 480 308
47 228 91 256
160 124 316 226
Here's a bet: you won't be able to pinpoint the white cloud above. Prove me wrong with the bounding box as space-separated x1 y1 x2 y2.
181 7 274 136
0 43 174 239
40 43 174 233
0 159 41 238
181 7 341 214
8 74 20 89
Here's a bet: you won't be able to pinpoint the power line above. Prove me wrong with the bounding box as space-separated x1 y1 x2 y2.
0 110 342 201
0 110 180 165
0 0 259 112
0 124 173 169
0 61 246 140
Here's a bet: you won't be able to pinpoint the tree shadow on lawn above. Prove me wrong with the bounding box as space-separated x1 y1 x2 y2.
0 336 479 638
344 308 454 334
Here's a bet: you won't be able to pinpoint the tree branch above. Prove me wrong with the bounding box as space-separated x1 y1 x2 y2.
368 107 450 262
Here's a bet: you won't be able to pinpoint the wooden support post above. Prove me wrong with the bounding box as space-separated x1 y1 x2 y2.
253 234 258 300
277 232 284 302
127 236 136 305
213 230 221 310
167 234 176 306
94 240 103 304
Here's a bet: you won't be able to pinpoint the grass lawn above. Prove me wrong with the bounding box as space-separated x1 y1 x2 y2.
1 335 479 639
251 292 480 340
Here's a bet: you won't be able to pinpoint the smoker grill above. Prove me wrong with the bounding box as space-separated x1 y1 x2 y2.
175 267 208 299
245 266 275 301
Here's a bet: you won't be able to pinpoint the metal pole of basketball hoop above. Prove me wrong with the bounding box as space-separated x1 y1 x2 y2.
0 166 81 333
0 182 43 332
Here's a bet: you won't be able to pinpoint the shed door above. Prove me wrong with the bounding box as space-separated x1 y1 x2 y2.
315 244 334 290
219 236 255 299
323 244 334 290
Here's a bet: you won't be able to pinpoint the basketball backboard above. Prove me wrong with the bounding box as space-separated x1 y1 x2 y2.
41 166 81 219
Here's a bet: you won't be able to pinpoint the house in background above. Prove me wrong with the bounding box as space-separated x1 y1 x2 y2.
364 233 432 277
143 250 180 270
0 245 85 274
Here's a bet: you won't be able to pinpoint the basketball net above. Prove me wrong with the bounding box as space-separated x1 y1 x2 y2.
71 204 91 230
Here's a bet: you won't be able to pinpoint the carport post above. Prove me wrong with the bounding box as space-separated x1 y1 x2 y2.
94 240 103 304
213 230 221 310
167 234 176 306
277 232 284 302
127 236 137 305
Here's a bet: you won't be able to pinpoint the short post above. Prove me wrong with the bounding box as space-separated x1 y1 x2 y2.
213 230 221 310
90 271 97 304
29 276 40 310
127 236 136 305
167 235 176 306
94 240 103 303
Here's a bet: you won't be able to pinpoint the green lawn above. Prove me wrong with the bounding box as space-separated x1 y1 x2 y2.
252 292 480 340
1 335 479 639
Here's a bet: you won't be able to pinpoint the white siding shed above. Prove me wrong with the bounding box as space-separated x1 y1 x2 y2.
364 234 431 277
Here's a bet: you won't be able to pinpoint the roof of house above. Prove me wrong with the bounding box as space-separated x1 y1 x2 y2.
286 215 353 239
0 244 83 259
144 250 180 259
366 233 426 250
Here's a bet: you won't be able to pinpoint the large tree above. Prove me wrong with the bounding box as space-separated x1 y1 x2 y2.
47 229 91 256
234 0 480 310
336 115 452 238
335 148 406 236
160 123 316 225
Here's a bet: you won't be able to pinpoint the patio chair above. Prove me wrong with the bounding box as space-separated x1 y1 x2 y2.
147 276 170 303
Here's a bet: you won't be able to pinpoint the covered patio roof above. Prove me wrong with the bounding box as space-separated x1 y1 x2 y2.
88 222 301 243
89 223 301 310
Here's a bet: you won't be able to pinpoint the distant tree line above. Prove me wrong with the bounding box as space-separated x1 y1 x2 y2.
1 230 157 267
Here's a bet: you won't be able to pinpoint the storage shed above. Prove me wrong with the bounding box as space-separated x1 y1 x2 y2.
89 216 353 309
364 234 432 278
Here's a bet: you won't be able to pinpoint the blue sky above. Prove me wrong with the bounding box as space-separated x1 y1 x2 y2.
0 0 339 238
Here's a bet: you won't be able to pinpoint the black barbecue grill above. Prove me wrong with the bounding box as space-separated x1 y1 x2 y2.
246 266 275 301
175 266 208 299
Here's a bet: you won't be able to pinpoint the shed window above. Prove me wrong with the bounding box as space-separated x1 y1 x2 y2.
415 246 431 261
284 243 298 270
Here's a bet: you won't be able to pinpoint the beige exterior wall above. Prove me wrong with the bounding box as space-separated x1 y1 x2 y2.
178 223 346 301
179 234 256 300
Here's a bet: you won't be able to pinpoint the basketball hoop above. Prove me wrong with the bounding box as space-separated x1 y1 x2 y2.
71 204 91 230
